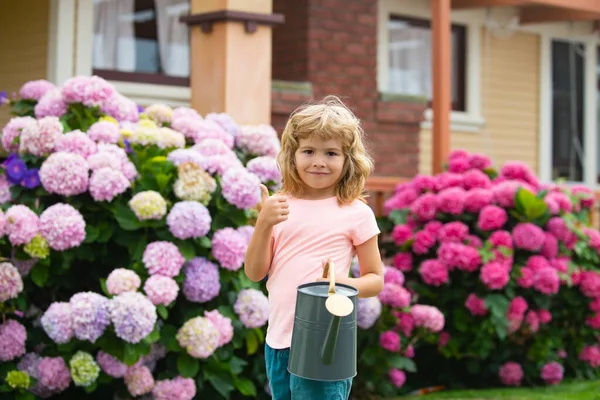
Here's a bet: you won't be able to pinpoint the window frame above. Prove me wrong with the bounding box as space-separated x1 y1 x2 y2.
387 14 467 112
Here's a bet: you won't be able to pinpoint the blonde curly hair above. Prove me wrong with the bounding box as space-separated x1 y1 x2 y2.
277 95 374 204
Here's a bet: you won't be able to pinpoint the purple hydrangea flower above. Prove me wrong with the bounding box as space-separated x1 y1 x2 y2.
234 289 269 328
96 351 128 378
69 292 111 343
166 201 212 240
357 297 382 329
0 319 27 361
110 292 157 344
41 302 74 344
183 257 221 303
21 168 40 189
220 167 261 209
5 157 26 184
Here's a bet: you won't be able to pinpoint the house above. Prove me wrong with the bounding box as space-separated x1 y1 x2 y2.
1 0 600 190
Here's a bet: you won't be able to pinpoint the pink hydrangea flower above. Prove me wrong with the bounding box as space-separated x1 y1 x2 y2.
499 362 523 386
204 310 234 347
512 223 545 252
233 289 269 328
537 309 552 324
2 116 36 152
5 205 39 246
585 313 600 329
142 241 185 277
437 187 466 215
62 75 116 107
492 180 522 208
590 297 600 313
541 232 558 259
465 293 488 316
517 267 535 288
419 260 448 286
124 365 155 396
392 224 412 245
192 120 234 148
412 230 436 254
480 262 510 290
0 262 23 302
437 242 462 270
410 193 438 220
220 167 261 209
106 268 141 295
546 217 575 244
211 228 248 271
533 267 560 295
448 154 471 173
385 187 419 214
462 169 492 189
20 116 63 157
395 311 414 336
410 304 444 332
468 153 492 170
580 345 600 368
379 283 411 308
464 188 494 213
34 89 68 118
0 319 26 361
389 369 406 388
54 130 97 158
579 271 600 298
455 245 482 272
143 275 179 306
438 221 469 243
384 267 405 286
89 167 130 201
489 230 513 248
525 310 539 332
478 205 507 231
236 124 280 157
39 203 86 251
246 156 282 187
540 362 564 385
393 252 413 272
96 351 128 378
88 120 121 143
412 174 436 193
39 152 89 196
41 302 74 344
19 79 56 100
435 172 464 191
379 331 401 352
100 93 139 122
153 376 196 400
166 201 212 240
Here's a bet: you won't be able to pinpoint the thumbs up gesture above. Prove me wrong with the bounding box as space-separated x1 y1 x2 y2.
256 184 289 227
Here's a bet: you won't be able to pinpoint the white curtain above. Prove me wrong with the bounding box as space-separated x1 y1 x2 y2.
93 0 136 71
387 20 432 98
154 0 190 77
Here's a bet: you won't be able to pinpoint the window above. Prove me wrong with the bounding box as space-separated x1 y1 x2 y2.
387 15 467 111
550 40 585 182
92 0 190 86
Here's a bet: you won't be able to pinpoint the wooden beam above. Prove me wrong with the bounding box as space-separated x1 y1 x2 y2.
452 0 526 9
520 6 600 24
431 0 452 175
520 0 600 14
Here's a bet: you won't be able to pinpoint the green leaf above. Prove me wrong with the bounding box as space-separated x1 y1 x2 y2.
209 375 235 399
157 305 169 319
515 188 548 221
15 392 36 400
112 202 142 231
123 343 140 366
143 325 161 344
84 381 98 393
453 308 470 333
84 224 100 243
245 329 259 355
233 377 257 396
30 263 49 288
389 209 409 225
99 278 110 297
177 240 196 261
198 236 212 249
155 173 171 191
160 324 182 352
388 356 417 373
177 353 200 378
229 356 248 375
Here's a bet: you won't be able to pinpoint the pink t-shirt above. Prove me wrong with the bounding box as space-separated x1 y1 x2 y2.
265 196 380 349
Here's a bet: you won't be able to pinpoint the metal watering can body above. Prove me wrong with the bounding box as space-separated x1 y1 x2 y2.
288 261 358 381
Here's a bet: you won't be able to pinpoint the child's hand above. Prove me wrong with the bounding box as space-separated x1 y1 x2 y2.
256 184 289 228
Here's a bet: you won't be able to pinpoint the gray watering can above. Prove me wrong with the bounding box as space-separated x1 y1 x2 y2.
288 259 358 381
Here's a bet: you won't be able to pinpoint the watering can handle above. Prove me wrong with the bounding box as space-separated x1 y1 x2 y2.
322 259 336 296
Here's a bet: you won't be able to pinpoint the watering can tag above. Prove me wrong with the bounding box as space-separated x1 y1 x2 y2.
320 259 354 364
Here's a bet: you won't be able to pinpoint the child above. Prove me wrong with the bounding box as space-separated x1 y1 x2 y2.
244 95 384 400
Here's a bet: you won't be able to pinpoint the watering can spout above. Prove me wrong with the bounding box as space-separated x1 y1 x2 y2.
320 260 353 365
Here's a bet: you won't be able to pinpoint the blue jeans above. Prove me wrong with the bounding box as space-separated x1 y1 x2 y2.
265 344 353 400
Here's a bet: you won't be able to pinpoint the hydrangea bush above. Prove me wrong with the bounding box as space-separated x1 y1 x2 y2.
378 149 600 391
0 76 282 399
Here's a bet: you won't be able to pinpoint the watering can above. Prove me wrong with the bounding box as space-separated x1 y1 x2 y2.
287 259 358 381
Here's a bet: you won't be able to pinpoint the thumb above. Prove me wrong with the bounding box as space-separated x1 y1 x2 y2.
259 184 270 202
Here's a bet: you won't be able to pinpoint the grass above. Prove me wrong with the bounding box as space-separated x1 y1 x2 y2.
393 380 600 400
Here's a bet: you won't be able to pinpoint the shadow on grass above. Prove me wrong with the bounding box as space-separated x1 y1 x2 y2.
392 380 600 400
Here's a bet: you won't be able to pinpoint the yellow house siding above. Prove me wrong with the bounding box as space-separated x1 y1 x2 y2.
419 30 539 176
0 0 50 129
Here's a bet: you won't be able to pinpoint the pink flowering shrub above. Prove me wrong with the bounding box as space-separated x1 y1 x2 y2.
0 77 282 399
379 149 600 392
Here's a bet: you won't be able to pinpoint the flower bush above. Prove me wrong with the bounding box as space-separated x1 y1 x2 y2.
0 76 281 399
378 149 600 391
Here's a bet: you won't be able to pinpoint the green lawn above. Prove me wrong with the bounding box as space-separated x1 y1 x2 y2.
394 380 600 400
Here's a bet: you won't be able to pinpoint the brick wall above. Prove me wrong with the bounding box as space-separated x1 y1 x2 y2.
271 0 426 178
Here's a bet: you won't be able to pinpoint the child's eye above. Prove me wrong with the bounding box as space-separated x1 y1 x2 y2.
303 150 314 155
327 152 338 156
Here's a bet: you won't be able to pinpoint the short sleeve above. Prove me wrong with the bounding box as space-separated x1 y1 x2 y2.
350 202 381 246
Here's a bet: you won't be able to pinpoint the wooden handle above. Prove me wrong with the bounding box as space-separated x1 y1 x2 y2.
323 259 336 296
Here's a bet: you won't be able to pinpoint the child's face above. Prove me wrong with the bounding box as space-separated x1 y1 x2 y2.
294 136 345 198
